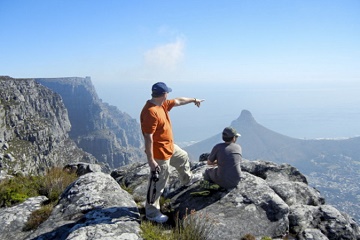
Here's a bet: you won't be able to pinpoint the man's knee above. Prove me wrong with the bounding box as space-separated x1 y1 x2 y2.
172 146 189 162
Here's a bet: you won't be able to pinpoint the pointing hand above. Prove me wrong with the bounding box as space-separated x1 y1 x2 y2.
194 98 205 107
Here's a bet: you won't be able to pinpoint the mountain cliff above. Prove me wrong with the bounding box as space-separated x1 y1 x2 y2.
35 77 146 169
0 76 96 175
185 109 360 222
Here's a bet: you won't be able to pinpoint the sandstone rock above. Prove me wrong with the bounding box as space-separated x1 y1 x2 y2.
299 228 328 240
64 162 103 176
289 204 360 239
0 196 48 240
171 171 289 238
241 159 308 184
25 172 141 240
1 160 358 240
2 142 9 150
113 160 360 239
271 181 325 206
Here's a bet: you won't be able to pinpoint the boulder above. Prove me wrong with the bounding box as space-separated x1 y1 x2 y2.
289 204 360 240
25 172 141 240
113 160 360 239
1 160 359 240
172 171 289 238
0 196 48 240
64 162 103 176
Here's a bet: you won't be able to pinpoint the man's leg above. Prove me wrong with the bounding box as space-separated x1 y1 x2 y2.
145 159 170 219
169 144 192 185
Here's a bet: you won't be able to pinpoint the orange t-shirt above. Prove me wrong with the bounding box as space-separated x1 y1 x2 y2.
140 99 176 160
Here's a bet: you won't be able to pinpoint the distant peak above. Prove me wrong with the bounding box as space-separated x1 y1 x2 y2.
238 110 257 124
235 110 256 125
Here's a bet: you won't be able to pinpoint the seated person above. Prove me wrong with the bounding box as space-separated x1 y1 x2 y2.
203 127 242 189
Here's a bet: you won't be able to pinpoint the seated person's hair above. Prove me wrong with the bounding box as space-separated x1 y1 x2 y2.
222 136 234 142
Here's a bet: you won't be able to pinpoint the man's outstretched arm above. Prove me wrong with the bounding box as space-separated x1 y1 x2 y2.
174 97 205 107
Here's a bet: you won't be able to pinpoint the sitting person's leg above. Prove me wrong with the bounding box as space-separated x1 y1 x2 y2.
203 167 217 183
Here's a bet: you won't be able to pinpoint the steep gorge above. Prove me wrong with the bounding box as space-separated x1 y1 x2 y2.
35 77 146 169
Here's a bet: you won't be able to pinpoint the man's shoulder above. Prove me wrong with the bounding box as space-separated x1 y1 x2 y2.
141 101 156 117
223 142 242 150
163 99 176 108
231 142 242 148
231 143 242 152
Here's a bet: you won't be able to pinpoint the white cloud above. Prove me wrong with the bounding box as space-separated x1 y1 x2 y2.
144 38 185 70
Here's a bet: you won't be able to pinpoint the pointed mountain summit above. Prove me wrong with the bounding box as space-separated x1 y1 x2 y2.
231 110 304 163
185 109 302 164
235 109 257 125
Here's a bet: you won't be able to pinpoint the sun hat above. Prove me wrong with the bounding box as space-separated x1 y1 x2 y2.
152 82 172 95
222 127 241 138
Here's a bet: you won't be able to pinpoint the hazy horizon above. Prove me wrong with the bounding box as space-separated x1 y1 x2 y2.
1 1 359 143
94 80 360 143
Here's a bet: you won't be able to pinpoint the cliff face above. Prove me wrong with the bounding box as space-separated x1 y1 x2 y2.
0 76 96 174
35 77 145 169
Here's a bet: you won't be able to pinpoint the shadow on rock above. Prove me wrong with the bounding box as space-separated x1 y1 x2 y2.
169 180 230 219
28 206 139 240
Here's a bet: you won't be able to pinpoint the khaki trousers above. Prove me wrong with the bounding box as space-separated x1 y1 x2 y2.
145 144 192 218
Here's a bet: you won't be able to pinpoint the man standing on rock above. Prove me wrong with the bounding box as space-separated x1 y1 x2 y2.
140 82 204 223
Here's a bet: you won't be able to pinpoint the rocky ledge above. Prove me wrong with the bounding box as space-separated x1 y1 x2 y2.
0 160 359 240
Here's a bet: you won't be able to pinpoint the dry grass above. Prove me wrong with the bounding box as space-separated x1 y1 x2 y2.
140 208 214 240
38 167 77 202
23 203 54 231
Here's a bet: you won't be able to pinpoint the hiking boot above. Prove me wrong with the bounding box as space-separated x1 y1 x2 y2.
146 213 168 223
185 172 203 186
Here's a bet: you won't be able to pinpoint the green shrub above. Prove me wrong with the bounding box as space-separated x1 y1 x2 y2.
261 236 272 240
140 221 170 240
0 175 41 207
119 182 134 195
0 167 77 207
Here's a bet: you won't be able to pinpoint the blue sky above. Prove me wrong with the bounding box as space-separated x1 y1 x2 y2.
1 1 360 142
